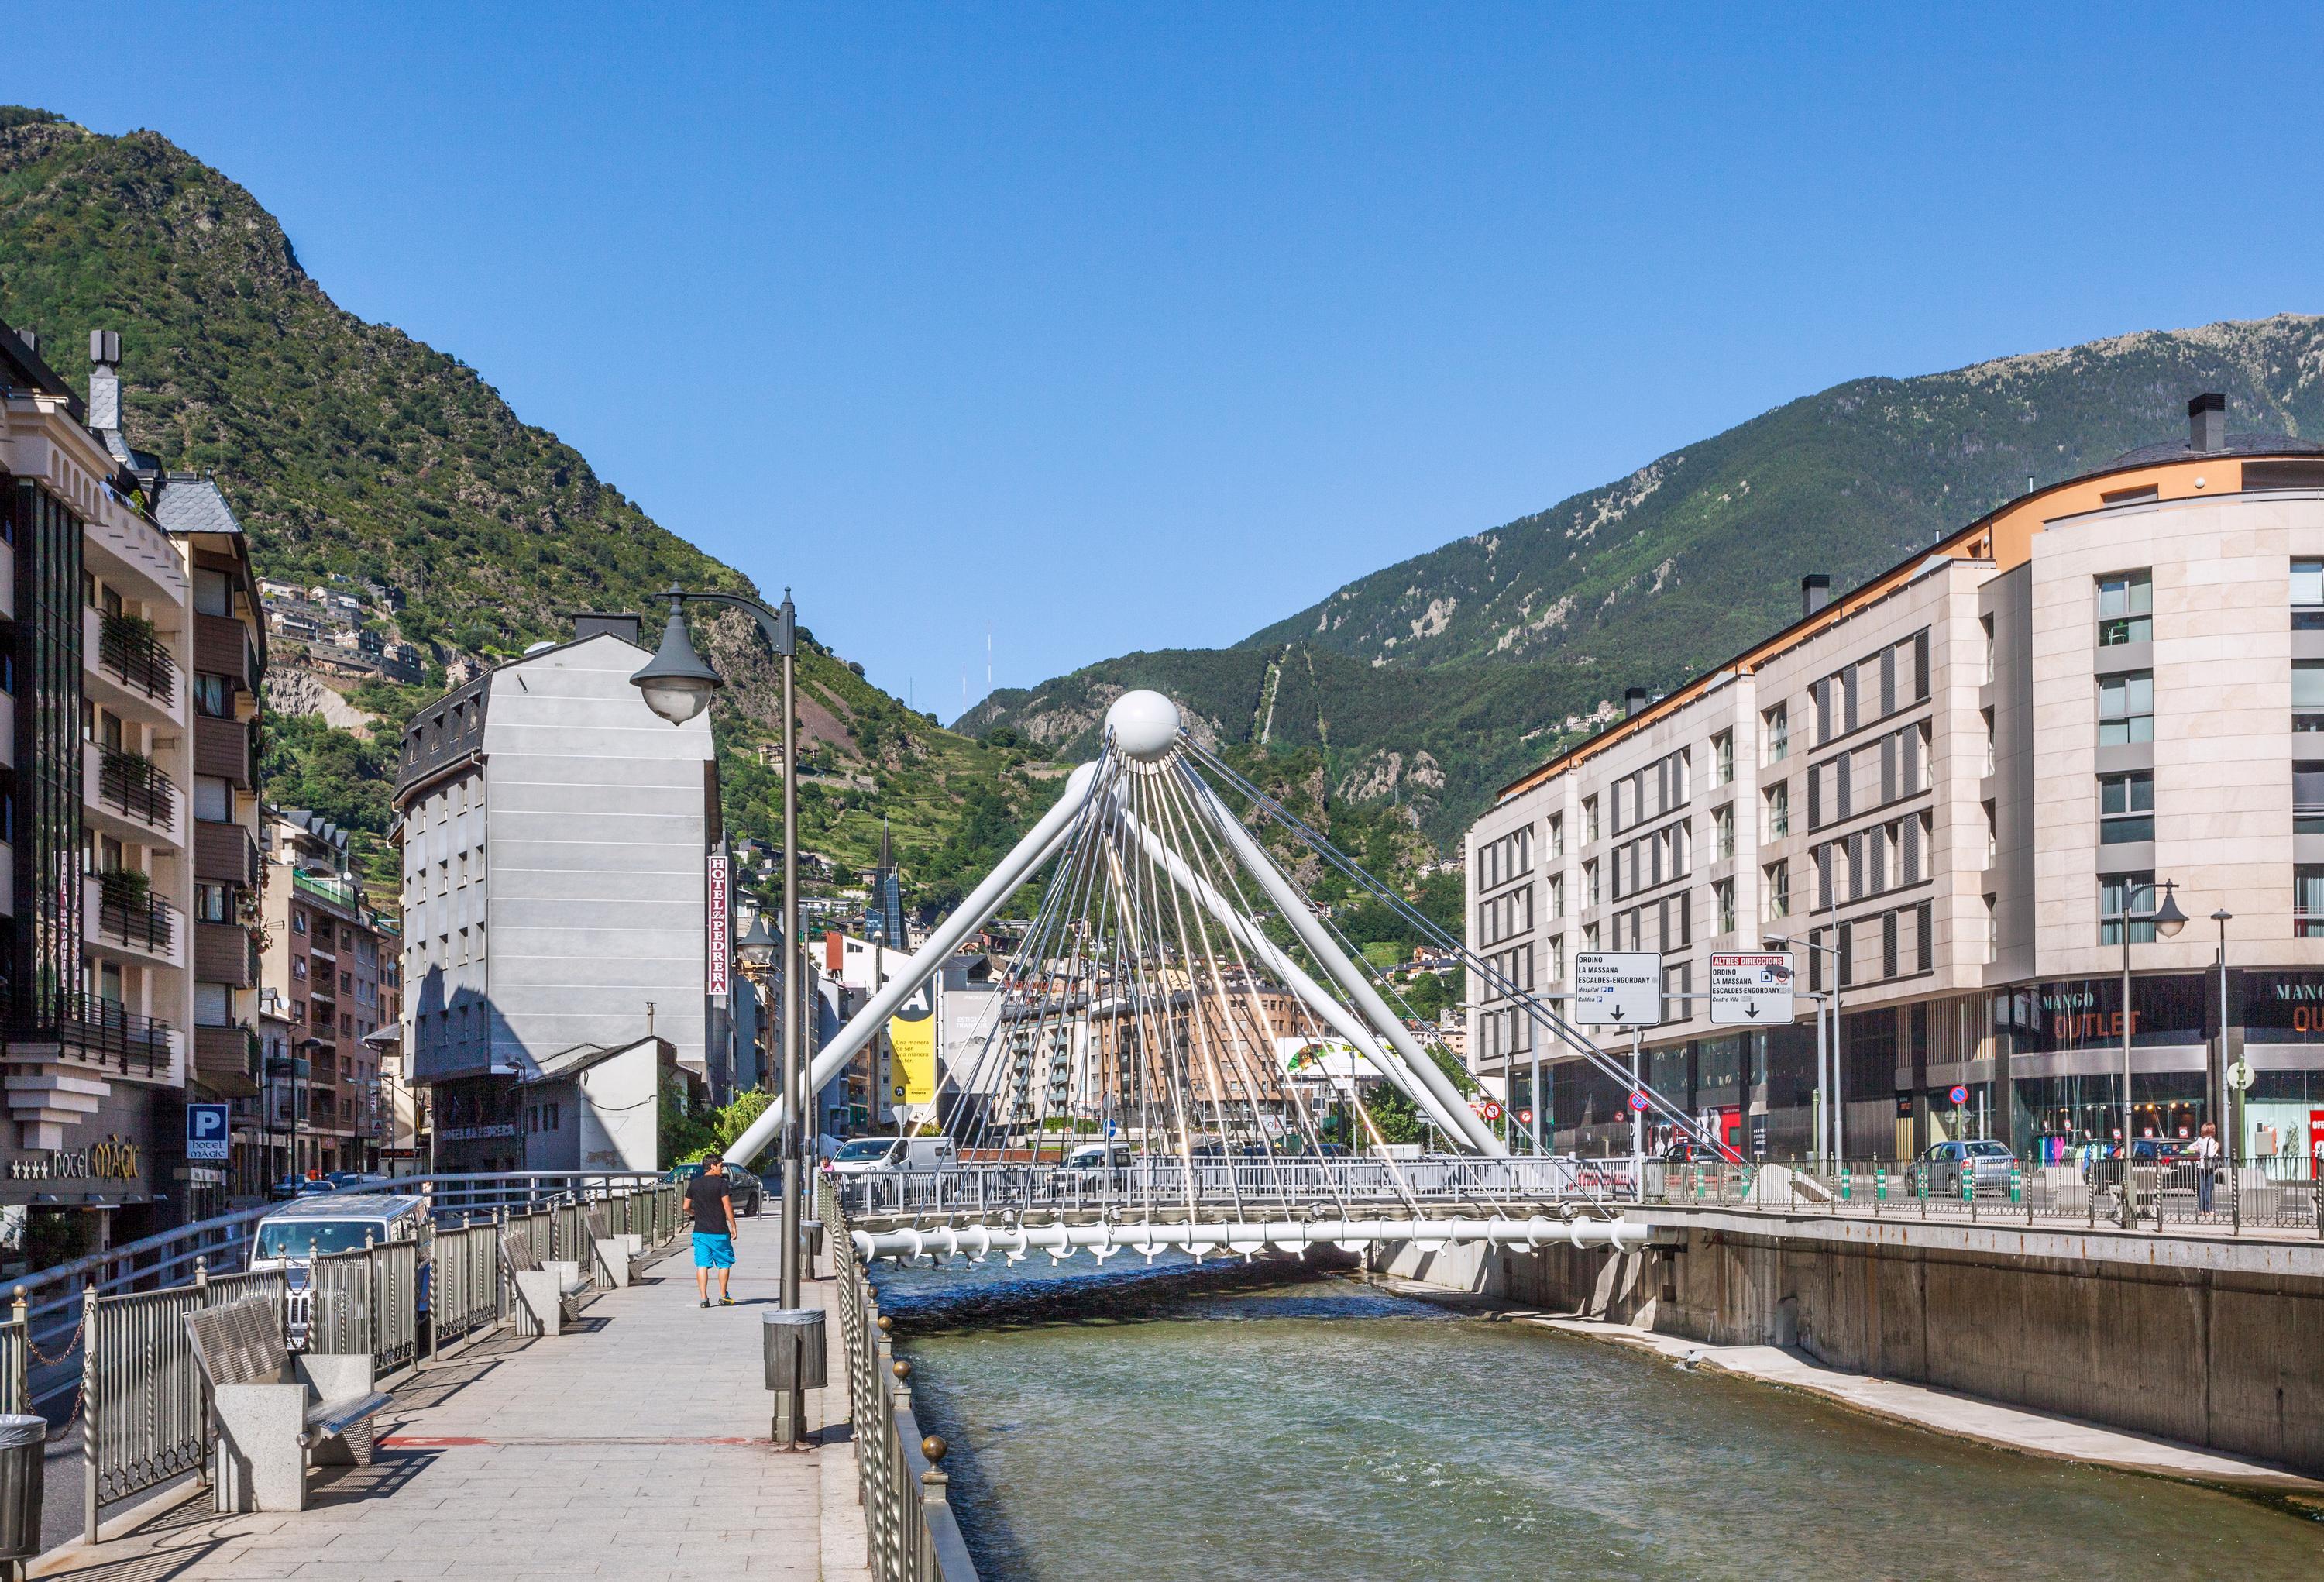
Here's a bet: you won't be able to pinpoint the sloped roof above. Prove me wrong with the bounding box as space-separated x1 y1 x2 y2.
152 473 242 535
521 1035 668 1085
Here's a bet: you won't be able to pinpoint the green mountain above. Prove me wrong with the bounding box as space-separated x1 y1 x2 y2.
0 106 1050 906
966 314 2324 844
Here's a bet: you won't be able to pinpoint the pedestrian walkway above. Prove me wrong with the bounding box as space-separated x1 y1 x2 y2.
33 1215 870 1582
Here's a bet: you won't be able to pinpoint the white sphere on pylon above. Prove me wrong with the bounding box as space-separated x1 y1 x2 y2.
1105 690 1181 762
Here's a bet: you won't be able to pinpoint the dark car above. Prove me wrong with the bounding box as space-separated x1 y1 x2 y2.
668 1161 765 1217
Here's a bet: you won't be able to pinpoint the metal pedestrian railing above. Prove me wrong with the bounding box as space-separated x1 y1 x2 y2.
428 1217 506 1347
1638 1154 2324 1236
306 1240 420 1377
827 1181 978 1582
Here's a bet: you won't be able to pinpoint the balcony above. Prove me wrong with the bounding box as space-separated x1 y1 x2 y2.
194 920 259 986
91 745 177 831
53 992 174 1078
193 1023 261 1096
86 874 185 968
291 868 360 910
194 613 259 691
97 611 177 701
193 818 260 886
193 714 253 787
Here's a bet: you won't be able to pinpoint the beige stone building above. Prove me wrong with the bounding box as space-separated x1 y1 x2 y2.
1469 394 2324 1165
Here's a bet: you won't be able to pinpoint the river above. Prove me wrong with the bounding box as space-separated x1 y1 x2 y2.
872 1257 2320 1581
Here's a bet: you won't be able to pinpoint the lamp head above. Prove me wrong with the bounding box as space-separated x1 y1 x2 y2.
737 910 778 969
631 599 723 725
2150 881 2188 939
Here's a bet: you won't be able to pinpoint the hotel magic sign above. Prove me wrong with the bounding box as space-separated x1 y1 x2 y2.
7 1134 142 1181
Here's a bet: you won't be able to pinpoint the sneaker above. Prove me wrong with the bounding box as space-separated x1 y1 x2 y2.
700 1298 711 1308
720 1295 736 1306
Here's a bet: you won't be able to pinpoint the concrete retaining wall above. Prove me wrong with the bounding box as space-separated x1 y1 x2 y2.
1379 1226 2324 1475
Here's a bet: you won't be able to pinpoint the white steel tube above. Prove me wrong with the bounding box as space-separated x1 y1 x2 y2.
725 759 1105 1168
1105 797 1470 1137
1182 769 1504 1155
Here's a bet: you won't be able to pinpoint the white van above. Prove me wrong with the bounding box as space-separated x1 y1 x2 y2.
826 1135 958 1178
249 1192 430 1341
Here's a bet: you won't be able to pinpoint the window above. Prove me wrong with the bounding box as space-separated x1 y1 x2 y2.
2296 561 2324 631
1983 800 1997 862
290 957 308 982
1714 879 1735 935
1980 614 1996 684
1546 875 1565 920
194 982 232 1027
1711 731 1734 787
194 775 232 823
2097 571 2152 647
1714 803 1734 860
2097 672 2153 745
290 913 308 937
1764 703 1789 763
2099 872 2159 946
2297 867 2324 939
1763 861 1789 920
1581 796 1600 845
1985 894 1999 961
192 673 233 718
193 567 232 618
1763 782 1789 841
1582 923 1600 953
2100 772 2156 844
195 882 232 923
1582 860 1600 907
1982 707 1996 775
1546 816 1563 859
2298 763 2324 837
2297 662 2324 734
1546 935 1564 982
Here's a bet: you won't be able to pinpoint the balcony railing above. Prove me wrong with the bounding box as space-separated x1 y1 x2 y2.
50 993 171 1078
95 892 176 955
97 612 176 701
98 749 176 827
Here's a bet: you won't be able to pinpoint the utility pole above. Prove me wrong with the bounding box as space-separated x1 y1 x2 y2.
777 591 806 1446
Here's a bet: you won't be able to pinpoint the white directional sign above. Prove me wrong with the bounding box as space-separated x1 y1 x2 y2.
1574 951 1661 1027
1710 952 1794 1026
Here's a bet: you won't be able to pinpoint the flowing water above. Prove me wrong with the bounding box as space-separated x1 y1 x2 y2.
874 1258 2321 1582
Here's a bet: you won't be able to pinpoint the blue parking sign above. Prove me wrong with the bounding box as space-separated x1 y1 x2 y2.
187 1102 230 1161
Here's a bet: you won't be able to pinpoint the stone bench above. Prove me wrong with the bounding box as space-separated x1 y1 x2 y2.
503 1229 589 1336
185 1295 394 1514
586 1205 653 1288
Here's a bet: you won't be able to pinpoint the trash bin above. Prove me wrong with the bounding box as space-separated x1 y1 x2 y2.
0 1413 44 1561
799 1219 826 1260
762 1309 828 1392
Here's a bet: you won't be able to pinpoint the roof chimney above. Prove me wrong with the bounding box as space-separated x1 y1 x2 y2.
2188 392 2226 453
87 328 121 434
1801 573 1831 617
569 611 643 646
1624 686 1649 718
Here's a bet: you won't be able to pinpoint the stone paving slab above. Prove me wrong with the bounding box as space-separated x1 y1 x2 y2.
33 1216 871 1582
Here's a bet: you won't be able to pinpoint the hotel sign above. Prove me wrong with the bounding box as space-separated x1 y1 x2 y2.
706 854 731 997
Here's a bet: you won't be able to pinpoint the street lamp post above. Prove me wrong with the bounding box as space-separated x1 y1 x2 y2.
1766 933 1842 1171
2116 879 2188 1227
2211 908 2234 1168
295 1037 325 1181
631 586 806 1434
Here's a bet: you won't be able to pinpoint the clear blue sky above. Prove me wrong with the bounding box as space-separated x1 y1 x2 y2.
15 5 2324 717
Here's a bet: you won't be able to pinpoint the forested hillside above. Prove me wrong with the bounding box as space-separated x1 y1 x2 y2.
0 107 1047 906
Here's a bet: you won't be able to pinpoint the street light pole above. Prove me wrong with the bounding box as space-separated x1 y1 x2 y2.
1766 933 1842 1171
2212 908 2233 1166
2116 879 2188 1228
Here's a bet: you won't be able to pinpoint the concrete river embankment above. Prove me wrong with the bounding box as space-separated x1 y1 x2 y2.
871 1256 2321 1581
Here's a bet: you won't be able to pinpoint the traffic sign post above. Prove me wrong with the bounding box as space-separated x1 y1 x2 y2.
187 1102 230 1163
1710 953 1794 1026
1574 952 1661 1028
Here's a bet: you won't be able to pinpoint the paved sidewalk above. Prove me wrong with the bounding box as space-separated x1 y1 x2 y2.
33 1215 871 1582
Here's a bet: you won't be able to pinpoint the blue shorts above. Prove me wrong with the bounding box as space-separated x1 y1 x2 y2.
693 1232 734 1269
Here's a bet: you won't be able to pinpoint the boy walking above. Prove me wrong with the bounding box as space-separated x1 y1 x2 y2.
688 1155 740 1306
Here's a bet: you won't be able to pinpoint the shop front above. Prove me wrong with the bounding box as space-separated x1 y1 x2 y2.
0 1085 164 1281
1994 973 2211 1161
2228 969 2324 1162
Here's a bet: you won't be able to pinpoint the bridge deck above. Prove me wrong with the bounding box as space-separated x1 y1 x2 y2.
36 1216 867 1582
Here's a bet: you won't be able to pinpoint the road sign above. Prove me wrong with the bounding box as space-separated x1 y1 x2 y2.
1517 1107 1533 1126
1574 951 1661 1027
1948 1085 1970 1106
1709 952 1793 1025
1627 1091 1651 1113
2226 1059 2254 1091
187 1102 230 1162
1475 1100 1504 1121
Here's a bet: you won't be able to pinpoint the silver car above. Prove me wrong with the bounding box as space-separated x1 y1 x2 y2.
1909 1139 2016 1197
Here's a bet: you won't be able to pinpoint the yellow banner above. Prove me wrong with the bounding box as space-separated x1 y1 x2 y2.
889 993 937 1106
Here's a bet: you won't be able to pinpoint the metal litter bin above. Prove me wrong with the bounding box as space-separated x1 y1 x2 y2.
762 1308 828 1392
799 1219 826 1261
0 1413 44 1561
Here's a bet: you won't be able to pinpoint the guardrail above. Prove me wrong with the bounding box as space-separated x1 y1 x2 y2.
830 1155 1631 1219
827 1181 978 1582
1640 1154 2324 1236
305 1240 420 1377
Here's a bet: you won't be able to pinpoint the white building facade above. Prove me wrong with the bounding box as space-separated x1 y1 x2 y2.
1470 396 2324 1167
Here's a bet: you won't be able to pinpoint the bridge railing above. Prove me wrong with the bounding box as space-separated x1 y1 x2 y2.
830 1154 1635 1219
1641 1154 2324 1236
826 1181 979 1582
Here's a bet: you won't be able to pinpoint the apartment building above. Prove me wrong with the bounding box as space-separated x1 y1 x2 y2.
1469 394 2324 1166
393 616 720 1173
260 809 400 1177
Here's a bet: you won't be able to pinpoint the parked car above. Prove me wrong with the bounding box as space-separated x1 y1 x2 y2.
665 1161 765 1216
824 1135 959 1178
1907 1139 2017 1197
2079 1138 2188 1201
267 1175 338 1201
1064 1143 1134 1170
250 1192 431 1343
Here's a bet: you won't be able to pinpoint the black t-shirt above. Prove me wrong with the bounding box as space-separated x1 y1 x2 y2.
686 1172 733 1233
